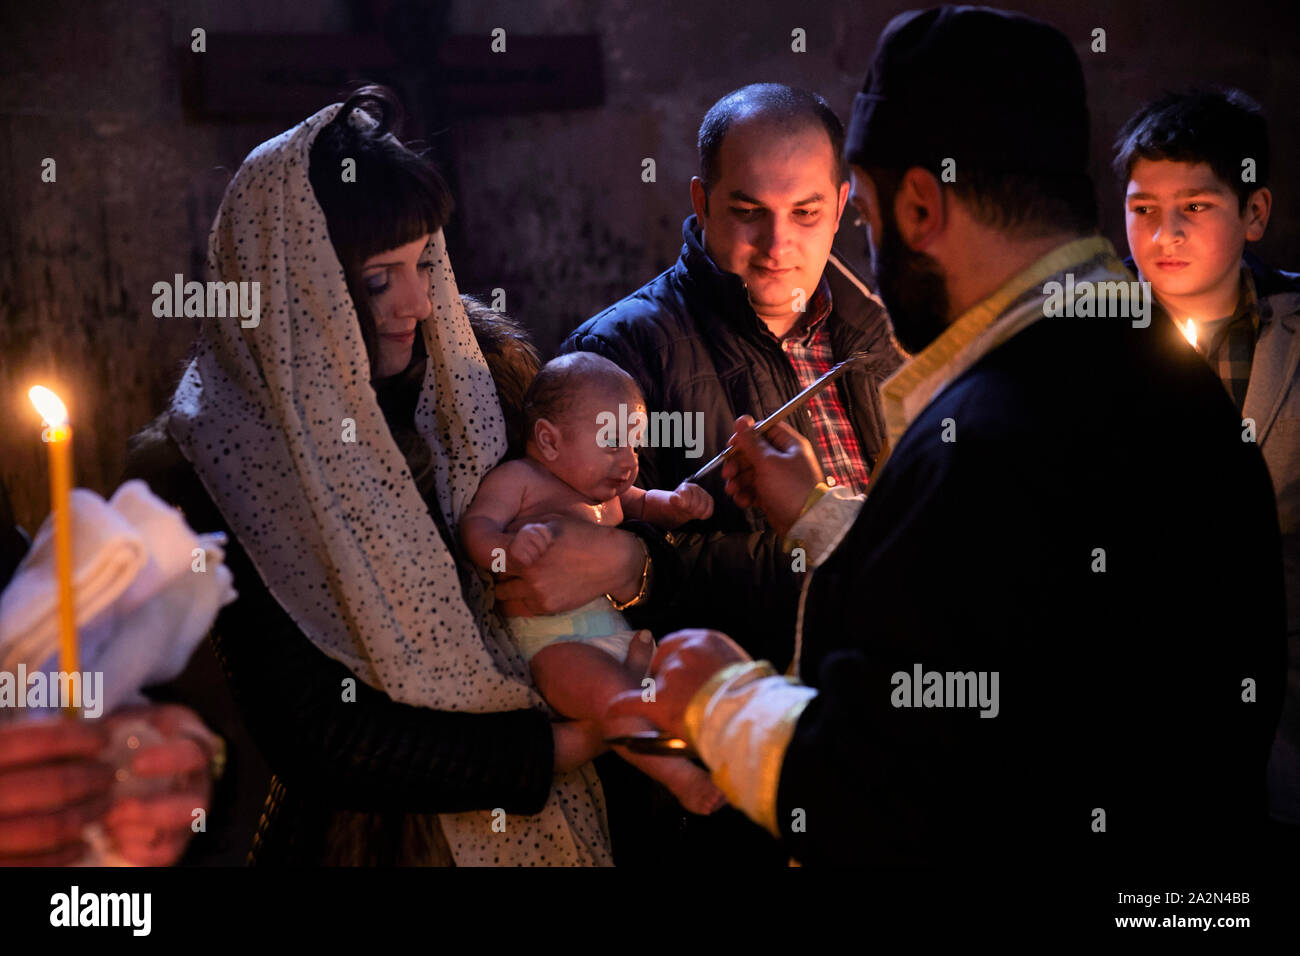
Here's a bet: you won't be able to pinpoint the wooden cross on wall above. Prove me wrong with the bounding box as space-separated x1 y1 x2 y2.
181 31 605 125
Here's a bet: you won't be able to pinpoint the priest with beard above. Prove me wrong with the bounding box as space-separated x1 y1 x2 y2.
607 5 1285 868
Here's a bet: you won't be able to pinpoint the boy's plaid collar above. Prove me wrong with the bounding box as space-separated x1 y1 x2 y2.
1151 264 1261 357
1205 265 1260 359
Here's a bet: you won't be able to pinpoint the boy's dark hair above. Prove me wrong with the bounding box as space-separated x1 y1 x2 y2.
864 165 1099 240
698 83 844 203
523 353 643 444
1112 88 1269 211
308 84 454 377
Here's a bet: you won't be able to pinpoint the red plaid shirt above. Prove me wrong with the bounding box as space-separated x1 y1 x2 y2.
767 278 873 494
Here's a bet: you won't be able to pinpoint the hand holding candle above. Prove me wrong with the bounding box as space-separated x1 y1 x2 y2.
100 704 218 866
0 717 112 865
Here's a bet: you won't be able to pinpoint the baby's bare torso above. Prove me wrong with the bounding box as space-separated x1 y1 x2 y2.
496 457 625 532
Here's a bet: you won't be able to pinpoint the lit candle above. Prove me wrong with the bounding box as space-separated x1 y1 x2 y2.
1182 320 1198 349
28 386 79 701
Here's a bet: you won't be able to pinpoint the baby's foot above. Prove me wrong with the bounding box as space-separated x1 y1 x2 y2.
668 765 728 816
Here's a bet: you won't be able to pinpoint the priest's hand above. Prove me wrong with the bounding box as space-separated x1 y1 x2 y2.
604 629 751 742
722 415 822 538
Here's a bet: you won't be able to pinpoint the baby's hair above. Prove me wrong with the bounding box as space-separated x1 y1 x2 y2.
523 352 644 441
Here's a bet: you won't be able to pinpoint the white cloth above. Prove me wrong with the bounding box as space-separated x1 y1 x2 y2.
166 103 610 865
0 480 236 718
787 486 866 572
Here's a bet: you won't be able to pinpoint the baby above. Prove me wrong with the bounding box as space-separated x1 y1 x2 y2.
461 352 725 815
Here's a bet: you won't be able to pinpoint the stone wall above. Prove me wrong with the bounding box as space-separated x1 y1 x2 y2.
3 0 1298 529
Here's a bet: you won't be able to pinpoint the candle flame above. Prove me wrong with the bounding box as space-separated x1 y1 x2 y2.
1182 320 1197 348
29 386 69 427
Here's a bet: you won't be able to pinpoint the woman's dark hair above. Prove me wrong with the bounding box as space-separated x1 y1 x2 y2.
1112 88 1269 211
308 84 454 376
460 294 541 458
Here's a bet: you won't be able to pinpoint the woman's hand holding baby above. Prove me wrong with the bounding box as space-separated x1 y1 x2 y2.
495 516 646 617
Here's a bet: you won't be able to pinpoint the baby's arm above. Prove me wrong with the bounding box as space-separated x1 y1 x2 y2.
621 481 714 530
460 463 554 571
618 485 647 521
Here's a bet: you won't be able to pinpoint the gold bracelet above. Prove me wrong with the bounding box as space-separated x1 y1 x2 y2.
606 536 652 611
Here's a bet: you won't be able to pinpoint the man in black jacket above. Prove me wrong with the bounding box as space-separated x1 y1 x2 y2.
610 5 1286 870
562 83 902 672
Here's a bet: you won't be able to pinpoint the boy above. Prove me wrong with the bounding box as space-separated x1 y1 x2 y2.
1115 88 1300 833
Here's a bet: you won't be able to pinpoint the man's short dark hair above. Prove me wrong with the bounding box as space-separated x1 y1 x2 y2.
1112 88 1269 211
698 83 845 199
865 165 1099 240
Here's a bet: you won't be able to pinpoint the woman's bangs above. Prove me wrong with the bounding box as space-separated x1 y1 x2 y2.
356 164 452 261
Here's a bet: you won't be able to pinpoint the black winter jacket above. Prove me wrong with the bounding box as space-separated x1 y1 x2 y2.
562 216 904 665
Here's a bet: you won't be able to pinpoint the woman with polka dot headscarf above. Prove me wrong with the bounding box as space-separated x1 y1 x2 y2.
126 87 653 865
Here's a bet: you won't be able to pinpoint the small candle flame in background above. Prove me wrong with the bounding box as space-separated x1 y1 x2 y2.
1182 320 1197 348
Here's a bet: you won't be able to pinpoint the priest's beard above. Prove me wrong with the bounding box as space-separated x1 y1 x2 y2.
870 207 951 356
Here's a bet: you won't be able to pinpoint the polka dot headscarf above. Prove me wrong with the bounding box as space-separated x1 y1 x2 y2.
169 104 611 866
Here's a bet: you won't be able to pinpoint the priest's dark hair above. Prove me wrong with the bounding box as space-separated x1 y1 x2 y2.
1112 87 1269 211
697 83 845 206
308 83 454 377
863 165 1099 241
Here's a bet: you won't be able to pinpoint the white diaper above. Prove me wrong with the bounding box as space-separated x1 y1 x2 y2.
506 596 637 663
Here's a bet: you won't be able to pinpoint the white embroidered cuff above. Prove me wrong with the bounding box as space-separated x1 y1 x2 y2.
690 667 818 837
785 486 864 568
